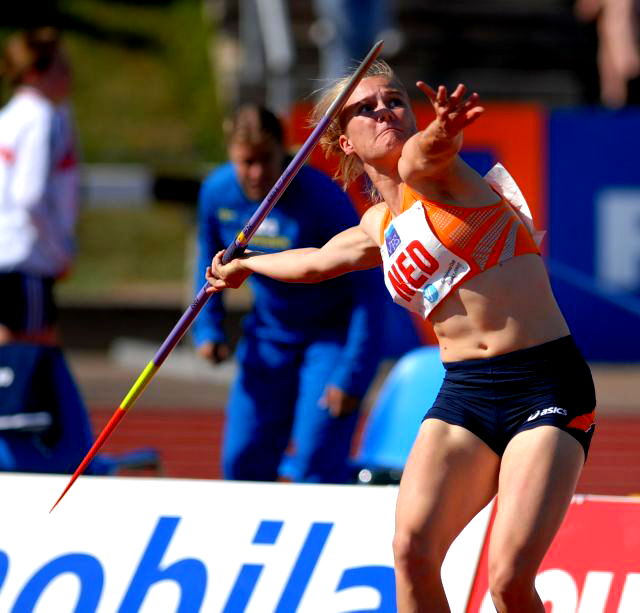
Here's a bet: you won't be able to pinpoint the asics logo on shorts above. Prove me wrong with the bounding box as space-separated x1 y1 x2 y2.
527 406 568 422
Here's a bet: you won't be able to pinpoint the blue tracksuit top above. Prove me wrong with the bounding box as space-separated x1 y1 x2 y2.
193 162 383 397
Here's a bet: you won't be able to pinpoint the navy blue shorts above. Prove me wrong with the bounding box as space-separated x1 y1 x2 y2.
0 273 57 334
426 336 596 458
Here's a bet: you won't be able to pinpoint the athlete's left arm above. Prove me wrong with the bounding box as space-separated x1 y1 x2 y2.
398 83 486 194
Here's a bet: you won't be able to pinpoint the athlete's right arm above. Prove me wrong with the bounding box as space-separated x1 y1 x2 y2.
206 208 383 291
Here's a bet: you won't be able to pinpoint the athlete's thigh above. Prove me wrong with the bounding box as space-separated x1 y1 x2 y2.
489 425 585 574
396 418 500 557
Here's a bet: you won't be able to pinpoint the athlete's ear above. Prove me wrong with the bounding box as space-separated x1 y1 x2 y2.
339 134 355 156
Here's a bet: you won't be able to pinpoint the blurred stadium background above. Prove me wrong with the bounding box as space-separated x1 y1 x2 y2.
2 0 640 495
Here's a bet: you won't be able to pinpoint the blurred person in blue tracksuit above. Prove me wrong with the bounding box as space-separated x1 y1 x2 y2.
193 104 383 483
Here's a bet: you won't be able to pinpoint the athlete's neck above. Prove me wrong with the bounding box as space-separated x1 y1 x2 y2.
364 166 404 215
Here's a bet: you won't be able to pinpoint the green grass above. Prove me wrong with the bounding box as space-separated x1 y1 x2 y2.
2 1 225 300
3 1 226 165
57 203 195 302
62 0 225 165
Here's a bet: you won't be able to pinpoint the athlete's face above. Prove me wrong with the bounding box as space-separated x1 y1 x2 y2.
229 139 285 202
338 76 416 166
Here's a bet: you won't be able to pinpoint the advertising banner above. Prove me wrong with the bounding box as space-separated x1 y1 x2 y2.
548 110 640 361
0 474 493 612
467 495 640 612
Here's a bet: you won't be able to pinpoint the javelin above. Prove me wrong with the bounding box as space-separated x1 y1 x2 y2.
50 40 385 512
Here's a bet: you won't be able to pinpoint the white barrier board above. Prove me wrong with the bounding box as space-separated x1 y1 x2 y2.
0 474 493 612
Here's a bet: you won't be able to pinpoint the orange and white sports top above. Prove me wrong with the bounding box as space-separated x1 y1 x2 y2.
379 164 544 319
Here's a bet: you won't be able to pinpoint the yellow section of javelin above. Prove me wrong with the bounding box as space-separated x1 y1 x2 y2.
119 361 159 411
236 231 246 244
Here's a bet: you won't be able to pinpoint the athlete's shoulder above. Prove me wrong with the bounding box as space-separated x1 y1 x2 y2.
362 202 388 223
360 203 388 246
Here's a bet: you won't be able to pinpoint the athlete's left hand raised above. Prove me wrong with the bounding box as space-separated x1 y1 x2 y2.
417 82 485 137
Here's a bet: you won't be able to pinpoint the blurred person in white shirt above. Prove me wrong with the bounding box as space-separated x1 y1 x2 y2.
0 27 79 345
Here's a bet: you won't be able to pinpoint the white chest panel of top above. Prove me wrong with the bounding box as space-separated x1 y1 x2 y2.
380 201 471 318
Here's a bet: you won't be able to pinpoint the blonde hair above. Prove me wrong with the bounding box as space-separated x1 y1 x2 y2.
1 27 62 87
311 59 406 191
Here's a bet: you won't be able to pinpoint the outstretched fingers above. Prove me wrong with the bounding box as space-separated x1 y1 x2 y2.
462 104 485 128
447 83 467 109
417 80 484 129
459 91 485 127
416 80 437 104
417 82 467 111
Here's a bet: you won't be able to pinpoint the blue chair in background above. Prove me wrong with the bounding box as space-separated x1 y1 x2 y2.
0 343 160 476
353 346 445 484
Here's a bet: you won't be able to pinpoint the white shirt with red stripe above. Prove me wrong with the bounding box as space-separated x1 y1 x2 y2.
0 88 79 277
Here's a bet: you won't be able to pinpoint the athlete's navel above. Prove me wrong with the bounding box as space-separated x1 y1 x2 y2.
477 342 488 351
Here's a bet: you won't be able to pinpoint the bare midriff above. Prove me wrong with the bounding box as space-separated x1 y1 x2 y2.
430 254 570 362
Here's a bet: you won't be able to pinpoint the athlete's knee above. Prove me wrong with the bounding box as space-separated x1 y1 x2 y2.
392 528 444 581
489 557 538 610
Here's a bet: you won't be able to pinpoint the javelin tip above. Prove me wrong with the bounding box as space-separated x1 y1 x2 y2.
49 408 128 512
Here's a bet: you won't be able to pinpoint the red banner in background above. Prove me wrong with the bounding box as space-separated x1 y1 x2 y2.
285 102 546 346
466 496 640 612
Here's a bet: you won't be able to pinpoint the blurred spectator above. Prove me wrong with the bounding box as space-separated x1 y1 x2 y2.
193 104 383 483
0 27 80 345
575 0 640 107
310 0 403 83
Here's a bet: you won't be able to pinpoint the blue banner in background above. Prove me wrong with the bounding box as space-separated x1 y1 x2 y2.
460 149 497 177
548 109 640 362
